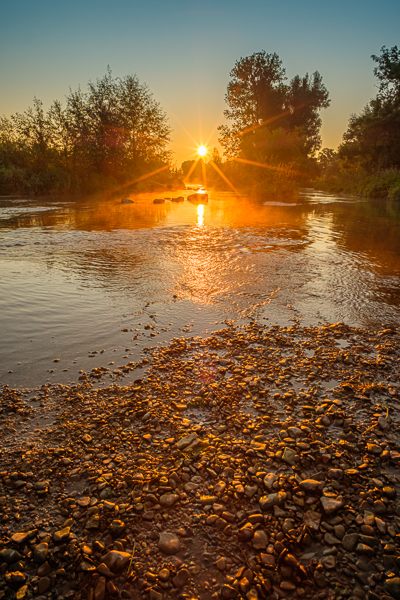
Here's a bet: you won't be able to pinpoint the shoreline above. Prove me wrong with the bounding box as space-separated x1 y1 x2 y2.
1 321 400 600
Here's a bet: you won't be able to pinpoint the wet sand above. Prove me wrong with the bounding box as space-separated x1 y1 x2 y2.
1 321 400 600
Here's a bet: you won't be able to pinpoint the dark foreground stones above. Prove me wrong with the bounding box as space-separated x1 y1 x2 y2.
1 321 400 599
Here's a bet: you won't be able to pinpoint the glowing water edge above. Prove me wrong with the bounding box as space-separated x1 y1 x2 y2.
1 189 400 388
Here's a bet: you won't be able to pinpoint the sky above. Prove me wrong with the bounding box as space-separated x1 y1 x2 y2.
1 0 399 167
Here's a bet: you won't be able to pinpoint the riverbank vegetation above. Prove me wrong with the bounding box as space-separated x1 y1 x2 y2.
0 68 181 196
317 46 400 200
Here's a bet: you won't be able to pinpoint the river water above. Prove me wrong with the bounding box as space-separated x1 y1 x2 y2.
1 189 400 388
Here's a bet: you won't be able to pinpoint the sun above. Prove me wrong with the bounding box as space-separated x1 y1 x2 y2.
197 145 207 157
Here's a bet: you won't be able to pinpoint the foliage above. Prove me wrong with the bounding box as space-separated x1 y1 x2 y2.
339 46 400 171
218 50 330 193
0 68 174 195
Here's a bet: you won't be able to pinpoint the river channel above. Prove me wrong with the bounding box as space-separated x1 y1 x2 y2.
1 189 400 388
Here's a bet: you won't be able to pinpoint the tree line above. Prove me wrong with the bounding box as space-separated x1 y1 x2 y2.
0 68 179 195
318 45 400 200
1 47 399 197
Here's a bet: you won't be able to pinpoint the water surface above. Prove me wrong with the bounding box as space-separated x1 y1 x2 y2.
1 189 400 387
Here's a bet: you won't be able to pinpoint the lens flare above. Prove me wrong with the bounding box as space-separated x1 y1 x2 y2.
197 145 207 157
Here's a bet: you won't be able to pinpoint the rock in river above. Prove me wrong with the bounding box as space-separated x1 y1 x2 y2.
158 531 181 555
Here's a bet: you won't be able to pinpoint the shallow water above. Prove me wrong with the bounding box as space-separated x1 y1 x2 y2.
1 188 400 387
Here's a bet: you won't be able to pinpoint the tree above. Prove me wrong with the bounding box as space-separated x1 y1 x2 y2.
339 46 400 170
218 50 330 165
0 68 172 194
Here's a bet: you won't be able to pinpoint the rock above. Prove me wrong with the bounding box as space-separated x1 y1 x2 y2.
299 479 323 493
99 487 114 500
282 447 296 465
96 563 115 578
121 198 133 204
252 530 268 549
5 572 27 587
378 417 390 430
216 557 226 571
0 548 21 564
16 586 28 599
263 473 277 491
160 493 179 507
82 434 92 443
158 531 180 555
324 532 340 545
86 514 100 530
153 198 165 204
303 510 322 531
108 520 125 536
10 530 37 545
53 526 70 542
261 553 275 567
159 568 170 581
173 568 190 588
321 555 336 569
342 533 359 551
33 543 48 564
320 495 343 515
38 577 51 594
221 584 239 599
102 551 131 573
176 432 198 450
384 577 400 600
37 561 52 577
259 491 287 510
150 590 163 600
94 575 106 600
356 543 375 557
288 426 302 438
366 443 382 455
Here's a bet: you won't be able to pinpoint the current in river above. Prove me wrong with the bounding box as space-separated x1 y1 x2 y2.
1 189 400 388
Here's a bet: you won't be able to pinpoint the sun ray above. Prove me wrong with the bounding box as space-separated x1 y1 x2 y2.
183 158 200 183
209 160 241 196
232 156 302 176
112 165 170 191
219 98 316 145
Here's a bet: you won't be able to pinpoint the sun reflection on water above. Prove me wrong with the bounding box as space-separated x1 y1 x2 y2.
197 204 204 227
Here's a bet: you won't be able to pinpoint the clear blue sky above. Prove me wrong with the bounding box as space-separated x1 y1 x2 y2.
1 0 399 165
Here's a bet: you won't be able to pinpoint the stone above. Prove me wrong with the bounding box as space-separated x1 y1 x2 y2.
252 530 268 549
102 551 131 573
121 198 134 204
150 590 163 600
0 548 21 564
5 571 27 586
259 491 287 510
159 568 170 581
33 543 48 564
160 493 179 507
263 473 277 491
53 526 70 542
303 510 322 531
158 532 180 555
299 479 323 493
108 520 125 536
173 568 190 588
221 584 239 599
342 533 359 551
38 577 51 594
94 575 106 600
384 577 400 600
282 447 296 465
86 514 100 530
16 586 28 599
216 557 226 570
320 496 343 515
10 530 37 545
176 432 198 450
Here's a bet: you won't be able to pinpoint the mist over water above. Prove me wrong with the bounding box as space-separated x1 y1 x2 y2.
1 189 400 388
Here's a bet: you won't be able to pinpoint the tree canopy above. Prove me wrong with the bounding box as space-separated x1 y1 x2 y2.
339 46 400 171
218 50 330 170
0 68 173 194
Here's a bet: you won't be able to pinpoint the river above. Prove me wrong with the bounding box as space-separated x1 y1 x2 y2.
1 189 400 388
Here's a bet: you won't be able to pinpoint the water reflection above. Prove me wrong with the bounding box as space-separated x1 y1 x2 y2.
1 189 400 346
197 204 204 227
